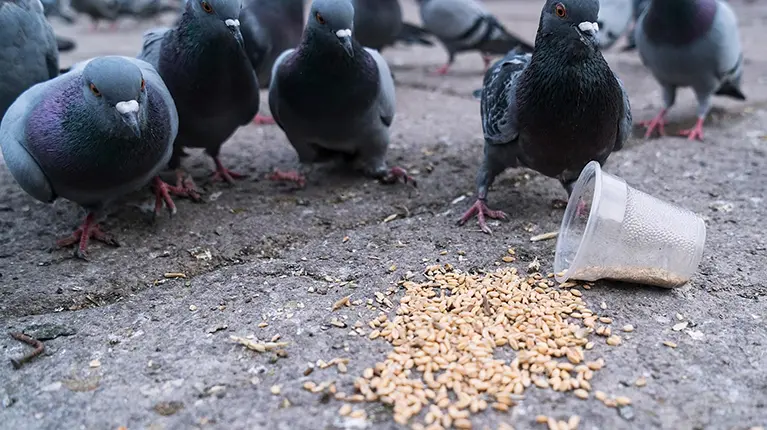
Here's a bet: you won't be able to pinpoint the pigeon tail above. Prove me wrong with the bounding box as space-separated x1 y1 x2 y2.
478 17 534 55
397 22 434 46
715 81 746 101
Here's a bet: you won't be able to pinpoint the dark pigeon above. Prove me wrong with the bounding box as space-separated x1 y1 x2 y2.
138 0 261 188
635 0 744 141
622 0 649 51
267 0 414 187
69 0 121 31
416 0 534 75
0 0 59 122
239 0 304 124
0 56 185 259
352 0 433 52
458 0 632 234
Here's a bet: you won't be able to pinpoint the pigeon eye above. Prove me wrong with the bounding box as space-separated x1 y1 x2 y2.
89 83 101 97
315 12 325 24
201 1 213 13
140 79 146 91
554 3 567 18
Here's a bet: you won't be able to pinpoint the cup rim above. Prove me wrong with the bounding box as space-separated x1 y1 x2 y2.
554 161 602 283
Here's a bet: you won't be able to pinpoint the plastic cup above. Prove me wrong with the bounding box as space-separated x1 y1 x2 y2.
553 161 706 288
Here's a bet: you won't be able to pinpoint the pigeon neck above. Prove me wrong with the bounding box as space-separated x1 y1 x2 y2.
297 31 365 71
643 0 717 46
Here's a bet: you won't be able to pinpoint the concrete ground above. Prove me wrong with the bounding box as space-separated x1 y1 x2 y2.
1 0 766 429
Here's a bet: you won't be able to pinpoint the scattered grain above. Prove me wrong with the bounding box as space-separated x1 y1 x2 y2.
270 385 281 395
573 389 589 399
332 296 351 311
662 341 678 348
635 376 647 387
338 404 352 416
622 325 634 332
606 335 622 346
536 416 549 424
615 396 632 406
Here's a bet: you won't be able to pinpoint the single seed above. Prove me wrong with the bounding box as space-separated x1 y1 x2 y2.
536 415 549 424
568 415 581 429
622 324 634 332
573 389 589 399
594 391 607 401
270 385 281 395
663 341 678 348
615 396 632 406
606 335 622 346
599 317 613 324
635 376 647 387
338 404 352 416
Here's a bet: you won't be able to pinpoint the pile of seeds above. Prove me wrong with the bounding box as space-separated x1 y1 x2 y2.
334 263 626 429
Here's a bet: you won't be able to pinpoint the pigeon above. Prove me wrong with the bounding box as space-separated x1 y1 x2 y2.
69 0 120 31
0 56 188 259
0 0 59 122
596 0 632 50
138 0 261 187
635 0 745 141
239 0 304 124
416 0 534 75
458 0 632 234
117 0 179 21
352 0 433 52
41 0 77 22
622 0 649 51
267 0 414 187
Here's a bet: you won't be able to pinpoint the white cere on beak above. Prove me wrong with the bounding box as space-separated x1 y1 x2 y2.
116 100 139 114
335 28 352 38
225 18 240 27
578 21 599 32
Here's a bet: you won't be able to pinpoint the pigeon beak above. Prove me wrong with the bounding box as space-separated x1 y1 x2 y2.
225 18 244 47
116 100 141 138
336 28 354 57
575 21 599 47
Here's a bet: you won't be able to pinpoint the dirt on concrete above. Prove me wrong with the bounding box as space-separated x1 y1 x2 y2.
1 1 766 429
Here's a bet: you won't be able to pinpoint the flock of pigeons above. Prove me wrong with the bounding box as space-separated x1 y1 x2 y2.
0 0 748 259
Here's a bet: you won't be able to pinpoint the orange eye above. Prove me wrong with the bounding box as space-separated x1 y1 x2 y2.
315 12 325 24
140 79 146 91
555 3 566 17
89 83 101 97
201 1 213 13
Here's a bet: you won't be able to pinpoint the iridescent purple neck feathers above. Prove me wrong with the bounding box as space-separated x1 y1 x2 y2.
643 0 718 46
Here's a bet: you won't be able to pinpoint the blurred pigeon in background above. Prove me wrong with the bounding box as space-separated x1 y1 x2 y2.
596 0 632 50
0 56 187 259
459 0 631 234
416 0 534 75
0 0 59 121
239 0 304 124
41 0 77 22
352 0 433 52
635 0 744 141
70 0 120 30
138 0 260 188
622 0 649 51
117 0 180 22
268 0 414 187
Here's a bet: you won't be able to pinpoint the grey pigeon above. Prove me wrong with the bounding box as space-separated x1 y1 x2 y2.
0 0 58 122
267 0 414 187
70 0 120 31
239 0 304 124
635 0 744 141
41 0 77 22
117 0 179 21
622 0 649 51
352 0 433 52
458 0 632 234
138 0 261 187
0 56 187 258
416 0 534 75
596 0 632 50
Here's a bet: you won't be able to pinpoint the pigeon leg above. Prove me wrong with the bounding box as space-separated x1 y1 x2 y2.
210 157 246 183
109 20 119 31
481 53 494 71
151 175 204 217
56 212 119 260
678 118 705 141
171 169 203 200
457 157 509 234
433 52 455 76
268 169 306 187
90 18 99 32
378 166 417 187
640 109 667 139
252 113 276 125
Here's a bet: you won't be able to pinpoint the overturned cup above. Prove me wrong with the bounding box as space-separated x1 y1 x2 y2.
554 161 706 288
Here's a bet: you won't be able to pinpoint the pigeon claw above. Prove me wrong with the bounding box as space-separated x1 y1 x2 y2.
268 169 306 187
457 199 508 235
380 166 417 188
640 110 667 139
211 158 246 184
252 113 276 125
433 63 451 76
56 213 119 260
678 118 705 141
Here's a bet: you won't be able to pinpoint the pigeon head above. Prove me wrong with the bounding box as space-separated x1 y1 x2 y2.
81 57 148 138
186 0 245 46
539 0 601 54
307 0 355 57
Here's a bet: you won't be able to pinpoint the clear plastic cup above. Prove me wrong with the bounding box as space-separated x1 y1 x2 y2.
553 161 706 288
